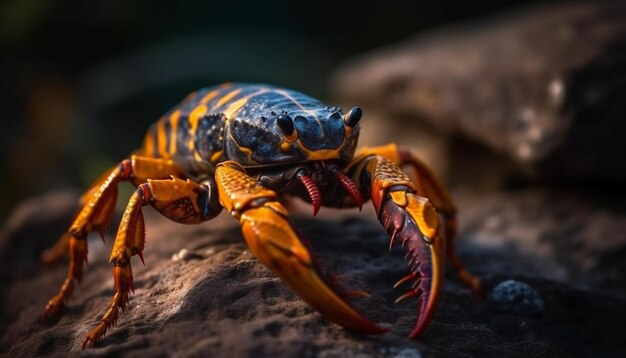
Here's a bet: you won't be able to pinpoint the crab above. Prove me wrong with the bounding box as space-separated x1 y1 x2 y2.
40 83 481 349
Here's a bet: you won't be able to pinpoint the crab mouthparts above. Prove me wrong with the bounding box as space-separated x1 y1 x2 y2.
296 165 363 216
297 172 322 216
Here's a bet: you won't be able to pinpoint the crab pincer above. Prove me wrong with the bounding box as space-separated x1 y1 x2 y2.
379 189 444 337
353 154 445 338
216 162 387 334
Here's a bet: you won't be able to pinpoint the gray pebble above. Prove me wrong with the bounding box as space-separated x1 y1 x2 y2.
488 279 544 315
171 248 203 262
393 348 422 358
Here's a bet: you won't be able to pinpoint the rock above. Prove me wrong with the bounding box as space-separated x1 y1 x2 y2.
488 280 544 315
1 190 626 357
332 2 626 181
393 347 422 358
0 190 79 282
171 248 203 262
455 187 626 299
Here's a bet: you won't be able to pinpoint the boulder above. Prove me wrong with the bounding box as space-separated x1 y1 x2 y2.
332 2 626 181
1 189 625 357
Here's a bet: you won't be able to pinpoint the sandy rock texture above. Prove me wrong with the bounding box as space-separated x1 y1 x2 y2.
332 2 626 181
1 188 625 357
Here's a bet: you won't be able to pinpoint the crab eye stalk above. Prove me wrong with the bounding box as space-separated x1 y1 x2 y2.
277 114 295 136
343 107 362 127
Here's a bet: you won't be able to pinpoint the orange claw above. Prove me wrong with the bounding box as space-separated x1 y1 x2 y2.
216 162 386 335
239 205 387 334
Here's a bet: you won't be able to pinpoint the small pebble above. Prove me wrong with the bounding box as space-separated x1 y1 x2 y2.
391 348 422 358
488 279 544 315
171 248 203 262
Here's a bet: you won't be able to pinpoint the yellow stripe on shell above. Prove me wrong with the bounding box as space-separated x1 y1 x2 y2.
200 89 220 105
157 120 169 158
187 105 208 152
213 88 243 110
223 89 268 120
226 128 257 164
143 132 155 156
169 110 181 155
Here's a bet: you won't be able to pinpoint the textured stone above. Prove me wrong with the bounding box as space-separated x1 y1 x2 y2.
332 2 626 181
1 190 625 357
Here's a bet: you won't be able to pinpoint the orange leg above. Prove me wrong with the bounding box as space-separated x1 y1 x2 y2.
43 156 184 320
355 143 482 295
42 168 121 265
215 161 386 336
82 176 221 348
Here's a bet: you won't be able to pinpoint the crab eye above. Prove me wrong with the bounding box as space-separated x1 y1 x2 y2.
277 114 294 136
343 107 362 127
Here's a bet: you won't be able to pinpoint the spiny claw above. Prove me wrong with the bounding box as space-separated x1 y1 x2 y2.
381 189 445 339
395 290 418 304
388 229 398 251
82 337 94 350
137 251 145 266
393 273 417 288
82 322 108 350
98 230 106 244
240 204 386 334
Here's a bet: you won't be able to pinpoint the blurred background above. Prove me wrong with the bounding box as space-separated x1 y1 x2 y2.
0 0 567 223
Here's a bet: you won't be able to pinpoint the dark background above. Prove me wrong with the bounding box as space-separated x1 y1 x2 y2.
0 0 565 222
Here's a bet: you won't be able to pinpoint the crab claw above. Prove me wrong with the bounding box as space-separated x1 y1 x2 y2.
239 203 387 335
380 189 445 338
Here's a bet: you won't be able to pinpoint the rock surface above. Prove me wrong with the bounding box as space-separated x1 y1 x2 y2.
332 2 626 181
1 189 626 357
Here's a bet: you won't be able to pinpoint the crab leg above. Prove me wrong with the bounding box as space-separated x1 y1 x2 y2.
356 143 482 295
346 154 445 338
42 156 184 320
82 176 221 348
215 161 386 334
